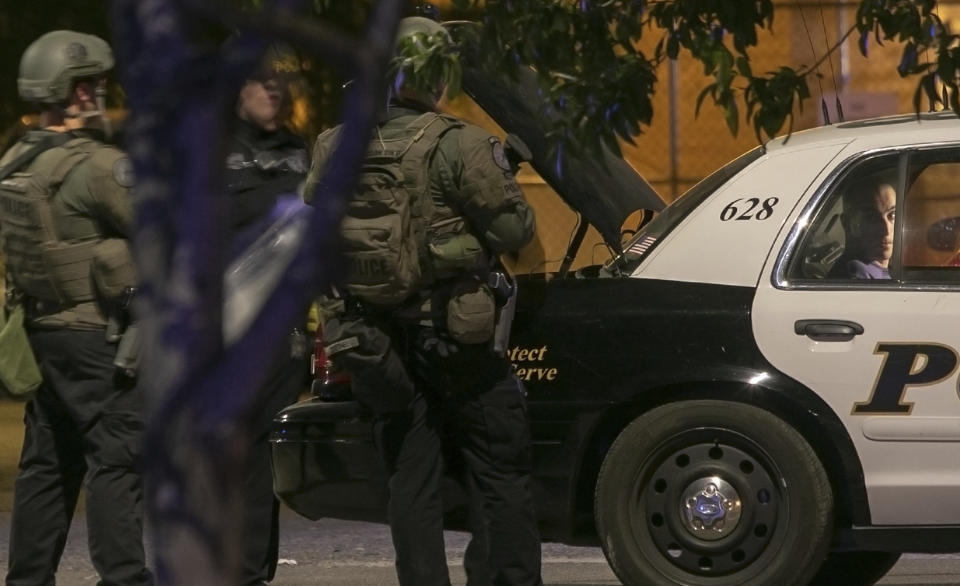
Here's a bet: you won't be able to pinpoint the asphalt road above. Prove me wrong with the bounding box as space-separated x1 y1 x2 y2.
4 398 960 585
0 509 620 585
2 509 960 585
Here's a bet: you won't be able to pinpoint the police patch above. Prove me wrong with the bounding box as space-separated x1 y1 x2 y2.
489 137 511 172
113 157 135 188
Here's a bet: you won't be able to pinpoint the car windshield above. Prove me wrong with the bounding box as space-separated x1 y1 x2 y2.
604 145 765 275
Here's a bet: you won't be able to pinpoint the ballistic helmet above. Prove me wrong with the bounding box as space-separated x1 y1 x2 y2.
391 17 452 105
18 30 114 104
395 16 450 48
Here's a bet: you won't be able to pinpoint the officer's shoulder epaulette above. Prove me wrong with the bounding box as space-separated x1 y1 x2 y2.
84 142 125 167
315 124 343 146
452 123 501 149
435 112 464 127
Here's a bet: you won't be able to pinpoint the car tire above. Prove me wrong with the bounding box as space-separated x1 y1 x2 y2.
809 551 901 585
595 400 833 586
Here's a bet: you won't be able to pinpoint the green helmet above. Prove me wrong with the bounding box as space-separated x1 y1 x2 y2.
18 30 114 104
391 17 452 104
395 16 450 47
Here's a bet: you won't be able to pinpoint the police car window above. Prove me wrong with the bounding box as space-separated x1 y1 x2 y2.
790 154 900 282
901 149 960 284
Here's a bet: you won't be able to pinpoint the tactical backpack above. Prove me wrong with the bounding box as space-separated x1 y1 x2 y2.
0 135 101 305
321 112 461 305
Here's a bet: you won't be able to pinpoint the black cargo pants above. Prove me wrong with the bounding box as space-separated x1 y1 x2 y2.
373 329 543 586
6 329 152 586
239 349 308 586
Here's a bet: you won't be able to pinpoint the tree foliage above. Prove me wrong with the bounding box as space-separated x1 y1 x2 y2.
428 0 960 151
2 1 958 152
111 0 405 582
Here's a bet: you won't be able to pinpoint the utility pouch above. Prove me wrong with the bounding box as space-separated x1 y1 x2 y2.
322 313 414 415
446 276 496 344
0 304 42 397
91 238 137 305
428 231 486 278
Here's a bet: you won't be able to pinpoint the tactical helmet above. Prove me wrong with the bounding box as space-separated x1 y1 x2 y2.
395 16 450 48
391 17 452 104
18 30 114 104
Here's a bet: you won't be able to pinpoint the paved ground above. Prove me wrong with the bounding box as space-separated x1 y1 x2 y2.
0 509 620 585
2 508 960 585
0 398 618 584
5 398 960 584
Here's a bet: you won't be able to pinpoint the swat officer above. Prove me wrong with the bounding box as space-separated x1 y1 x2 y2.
0 31 152 586
304 16 543 586
225 43 311 586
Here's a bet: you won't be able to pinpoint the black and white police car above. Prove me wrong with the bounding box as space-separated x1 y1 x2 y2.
272 97 960 584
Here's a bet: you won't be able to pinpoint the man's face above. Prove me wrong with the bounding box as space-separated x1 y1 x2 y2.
847 184 896 267
237 77 285 131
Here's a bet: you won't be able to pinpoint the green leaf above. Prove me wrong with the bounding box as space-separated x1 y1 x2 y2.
695 84 715 117
724 99 739 136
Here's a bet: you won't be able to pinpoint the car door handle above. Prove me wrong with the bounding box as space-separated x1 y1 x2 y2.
794 319 864 342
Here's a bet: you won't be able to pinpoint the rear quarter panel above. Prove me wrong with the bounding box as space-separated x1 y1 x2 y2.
637 143 848 287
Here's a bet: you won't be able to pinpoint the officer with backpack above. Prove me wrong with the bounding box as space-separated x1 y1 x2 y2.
303 16 543 586
0 31 152 586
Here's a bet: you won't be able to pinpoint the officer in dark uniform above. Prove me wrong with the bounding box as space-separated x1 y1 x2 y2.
225 44 311 586
304 17 543 586
0 31 152 586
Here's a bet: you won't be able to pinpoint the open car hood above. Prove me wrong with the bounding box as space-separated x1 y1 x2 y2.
461 65 664 249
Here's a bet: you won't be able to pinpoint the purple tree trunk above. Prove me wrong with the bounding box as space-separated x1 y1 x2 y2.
110 0 404 582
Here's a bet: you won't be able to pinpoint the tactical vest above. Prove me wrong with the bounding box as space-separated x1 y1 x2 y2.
0 137 101 306
321 112 463 305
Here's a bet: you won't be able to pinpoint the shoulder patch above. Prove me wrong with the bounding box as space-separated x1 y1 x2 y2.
112 157 135 188
489 137 511 172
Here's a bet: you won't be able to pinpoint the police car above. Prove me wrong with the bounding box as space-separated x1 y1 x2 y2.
272 83 960 584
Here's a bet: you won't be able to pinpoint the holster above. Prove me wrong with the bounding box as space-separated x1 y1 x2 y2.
113 322 140 378
489 276 516 357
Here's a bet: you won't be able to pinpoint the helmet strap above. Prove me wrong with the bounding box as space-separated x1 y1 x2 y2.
95 80 112 139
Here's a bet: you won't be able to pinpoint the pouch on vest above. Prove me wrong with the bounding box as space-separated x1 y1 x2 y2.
0 304 42 397
91 238 138 307
322 313 414 414
446 276 496 344
428 231 487 278
337 113 459 306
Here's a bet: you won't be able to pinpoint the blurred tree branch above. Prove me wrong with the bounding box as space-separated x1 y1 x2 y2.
111 0 402 582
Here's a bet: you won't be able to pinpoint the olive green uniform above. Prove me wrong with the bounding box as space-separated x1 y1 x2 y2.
306 105 543 586
0 130 134 329
1 131 151 586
